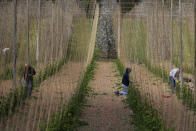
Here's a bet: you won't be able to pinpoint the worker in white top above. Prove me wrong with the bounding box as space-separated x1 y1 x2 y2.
169 68 184 94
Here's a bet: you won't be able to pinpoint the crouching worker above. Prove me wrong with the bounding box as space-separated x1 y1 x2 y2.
169 68 184 94
119 68 132 95
23 64 36 96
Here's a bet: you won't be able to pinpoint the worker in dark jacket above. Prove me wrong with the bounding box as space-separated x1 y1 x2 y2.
23 64 36 96
121 68 132 94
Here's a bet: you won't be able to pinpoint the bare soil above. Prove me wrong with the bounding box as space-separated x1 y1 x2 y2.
0 80 13 97
78 61 133 131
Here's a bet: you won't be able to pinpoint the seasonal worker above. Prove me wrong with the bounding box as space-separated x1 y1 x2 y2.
23 64 36 96
121 67 132 95
169 68 184 94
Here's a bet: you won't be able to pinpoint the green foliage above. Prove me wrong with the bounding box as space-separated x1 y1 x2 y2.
121 17 196 114
115 59 124 75
115 59 166 131
128 87 165 131
0 20 38 81
121 19 147 63
119 0 141 13
0 86 27 119
173 20 194 73
174 57 194 75
0 57 67 120
144 58 196 113
34 57 67 87
41 49 99 131
143 59 168 83
17 19 38 65
17 64 25 78
79 0 96 15
175 83 196 112
67 18 93 61
143 57 196 113
144 55 196 113
0 64 27 81
52 0 56 4
121 19 168 81
0 66 13 80
80 0 91 8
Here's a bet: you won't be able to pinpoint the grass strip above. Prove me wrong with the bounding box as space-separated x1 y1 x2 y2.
40 49 99 131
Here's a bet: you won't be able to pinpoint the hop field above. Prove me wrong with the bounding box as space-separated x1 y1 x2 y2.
1 0 196 131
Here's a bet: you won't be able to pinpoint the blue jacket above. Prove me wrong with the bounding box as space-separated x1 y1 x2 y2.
122 69 130 86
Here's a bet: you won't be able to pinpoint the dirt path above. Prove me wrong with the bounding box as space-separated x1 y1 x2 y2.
123 61 196 131
78 61 133 131
0 79 13 97
1 62 85 131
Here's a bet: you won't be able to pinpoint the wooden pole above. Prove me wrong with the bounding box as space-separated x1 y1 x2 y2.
178 2 186 130
60 0 64 59
51 2 54 63
13 0 17 88
56 0 59 60
147 8 149 59
27 0 30 65
156 0 159 64
179 0 183 87
118 2 121 58
36 0 41 66
152 2 155 65
171 0 174 70
162 0 165 72
194 0 196 93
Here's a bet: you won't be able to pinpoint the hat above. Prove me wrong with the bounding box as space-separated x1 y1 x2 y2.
126 68 131 73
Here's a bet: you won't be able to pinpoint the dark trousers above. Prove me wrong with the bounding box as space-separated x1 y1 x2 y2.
24 80 33 96
169 76 175 94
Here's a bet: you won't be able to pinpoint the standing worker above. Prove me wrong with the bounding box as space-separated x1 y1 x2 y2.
169 68 184 94
23 64 36 96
